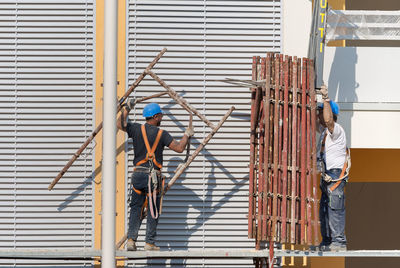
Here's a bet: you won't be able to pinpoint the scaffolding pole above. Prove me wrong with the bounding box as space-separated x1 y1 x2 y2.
102 0 117 267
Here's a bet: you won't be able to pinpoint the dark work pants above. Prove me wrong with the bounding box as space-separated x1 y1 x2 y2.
319 168 347 246
127 171 161 244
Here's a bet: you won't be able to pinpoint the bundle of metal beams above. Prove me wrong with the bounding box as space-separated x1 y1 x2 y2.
248 53 320 249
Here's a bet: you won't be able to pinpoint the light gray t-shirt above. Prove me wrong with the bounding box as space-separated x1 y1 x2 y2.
319 123 347 170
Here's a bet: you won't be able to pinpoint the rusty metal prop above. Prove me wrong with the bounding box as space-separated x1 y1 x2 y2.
248 54 319 260
146 70 216 129
48 48 168 190
116 106 235 249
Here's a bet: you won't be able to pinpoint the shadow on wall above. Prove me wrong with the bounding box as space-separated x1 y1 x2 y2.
140 97 248 266
327 46 358 148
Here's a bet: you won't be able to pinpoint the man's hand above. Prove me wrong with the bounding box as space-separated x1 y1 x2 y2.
184 125 194 137
320 84 329 100
124 98 136 111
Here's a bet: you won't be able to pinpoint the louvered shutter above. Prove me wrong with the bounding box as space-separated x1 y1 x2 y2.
0 0 95 266
126 1 281 267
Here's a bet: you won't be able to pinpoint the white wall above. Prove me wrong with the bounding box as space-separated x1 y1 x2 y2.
323 46 400 148
282 0 312 57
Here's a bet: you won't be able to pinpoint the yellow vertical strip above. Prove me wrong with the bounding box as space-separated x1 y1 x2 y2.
116 0 127 266
94 0 126 266
94 0 104 260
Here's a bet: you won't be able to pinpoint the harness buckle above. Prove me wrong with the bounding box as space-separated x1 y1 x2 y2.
146 152 155 160
322 173 333 183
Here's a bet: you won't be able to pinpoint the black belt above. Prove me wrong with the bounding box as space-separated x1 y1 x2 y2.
133 166 161 175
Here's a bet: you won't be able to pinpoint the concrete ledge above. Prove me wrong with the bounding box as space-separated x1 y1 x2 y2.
119 249 268 259
2 249 400 259
0 249 268 260
275 250 400 257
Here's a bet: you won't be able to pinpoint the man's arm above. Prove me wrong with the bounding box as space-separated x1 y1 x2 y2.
117 99 135 131
117 106 130 131
168 126 194 153
168 134 190 153
323 99 335 134
320 85 335 134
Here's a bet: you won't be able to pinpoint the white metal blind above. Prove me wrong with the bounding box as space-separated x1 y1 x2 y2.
127 0 281 267
0 0 95 266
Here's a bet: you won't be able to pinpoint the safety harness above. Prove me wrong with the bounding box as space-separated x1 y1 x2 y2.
132 125 164 219
320 130 351 192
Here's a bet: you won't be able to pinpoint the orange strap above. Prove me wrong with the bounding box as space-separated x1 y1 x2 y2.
329 149 349 192
132 185 143 195
136 125 163 169
131 176 165 196
320 130 328 157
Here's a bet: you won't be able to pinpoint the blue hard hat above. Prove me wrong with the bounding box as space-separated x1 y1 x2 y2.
318 100 339 115
143 103 163 118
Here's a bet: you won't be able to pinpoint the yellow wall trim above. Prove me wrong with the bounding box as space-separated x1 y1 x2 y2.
94 0 126 259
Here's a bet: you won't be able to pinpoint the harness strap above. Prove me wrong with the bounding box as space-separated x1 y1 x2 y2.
140 198 148 219
132 185 144 195
321 129 351 192
320 130 328 164
136 125 163 169
131 183 163 196
159 177 166 215
148 173 158 219
135 176 165 221
133 166 161 175
329 148 350 192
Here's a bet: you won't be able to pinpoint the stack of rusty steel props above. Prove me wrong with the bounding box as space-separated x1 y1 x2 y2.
44 47 235 249
248 54 319 268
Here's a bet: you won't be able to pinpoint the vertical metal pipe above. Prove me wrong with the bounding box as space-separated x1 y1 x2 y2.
253 85 261 243
102 0 117 266
281 56 289 243
267 56 275 241
300 58 307 244
290 57 298 244
257 57 266 243
296 58 302 244
248 87 255 238
306 59 313 245
257 101 264 245
248 56 257 239
262 54 272 241
256 58 264 246
276 55 284 242
309 60 319 245
271 54 280 241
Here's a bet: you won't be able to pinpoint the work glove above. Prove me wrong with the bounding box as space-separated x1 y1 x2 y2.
123 98 136 111
184 125 194 137
320 84 329 100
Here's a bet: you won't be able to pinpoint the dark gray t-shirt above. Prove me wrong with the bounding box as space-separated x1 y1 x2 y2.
126 122 173 170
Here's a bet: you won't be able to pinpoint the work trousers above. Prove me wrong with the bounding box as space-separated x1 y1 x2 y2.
319 168 347 246
127 171 161 244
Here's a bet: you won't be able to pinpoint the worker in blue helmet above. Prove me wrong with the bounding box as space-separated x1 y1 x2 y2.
317 85 350 252
117 101 194 251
